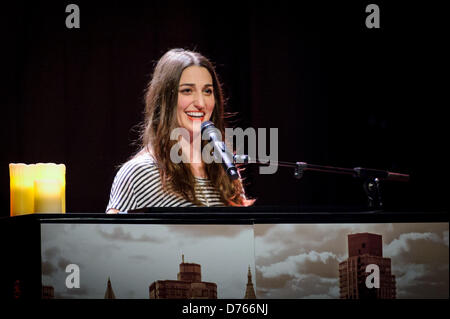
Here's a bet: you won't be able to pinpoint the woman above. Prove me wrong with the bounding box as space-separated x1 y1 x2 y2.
106 48 252 213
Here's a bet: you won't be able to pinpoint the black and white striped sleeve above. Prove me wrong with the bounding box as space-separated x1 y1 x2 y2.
106 154 229 211
106 159 159 212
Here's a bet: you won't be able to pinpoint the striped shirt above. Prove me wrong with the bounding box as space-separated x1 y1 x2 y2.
106 153 225 212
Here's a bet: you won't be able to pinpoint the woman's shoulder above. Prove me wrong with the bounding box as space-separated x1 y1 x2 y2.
115 152 159 179
126 151 157 166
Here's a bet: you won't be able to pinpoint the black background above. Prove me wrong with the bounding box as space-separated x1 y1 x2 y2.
0 0 447 216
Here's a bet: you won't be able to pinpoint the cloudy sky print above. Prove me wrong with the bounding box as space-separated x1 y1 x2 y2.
254 223 449 299
41 223 255 299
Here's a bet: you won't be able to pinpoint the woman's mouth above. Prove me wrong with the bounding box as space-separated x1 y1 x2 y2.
185 111 205 121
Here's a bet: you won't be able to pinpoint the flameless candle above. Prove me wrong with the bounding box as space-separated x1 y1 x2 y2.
9 164 35 216
9 163 66 216
34 179 62 213
34 163 66 213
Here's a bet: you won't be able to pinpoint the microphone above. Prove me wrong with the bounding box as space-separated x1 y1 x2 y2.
201 121 239 180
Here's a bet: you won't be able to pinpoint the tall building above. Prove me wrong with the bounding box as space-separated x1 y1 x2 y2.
42 285 54 299
244 265 256 299
104 277 116 299
149 255 217 299
339 233 396 299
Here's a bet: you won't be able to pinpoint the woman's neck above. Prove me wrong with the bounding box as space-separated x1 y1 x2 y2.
179 136 207 178
190 162 207 178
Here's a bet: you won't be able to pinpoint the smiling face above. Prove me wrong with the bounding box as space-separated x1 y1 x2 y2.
176 66 215 133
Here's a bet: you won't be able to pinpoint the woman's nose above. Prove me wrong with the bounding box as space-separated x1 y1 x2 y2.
193 93 206 109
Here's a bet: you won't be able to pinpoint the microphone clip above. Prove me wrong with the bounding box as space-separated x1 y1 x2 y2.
294 162 307 179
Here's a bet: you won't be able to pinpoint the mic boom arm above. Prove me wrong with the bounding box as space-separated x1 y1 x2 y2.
233 154 410 209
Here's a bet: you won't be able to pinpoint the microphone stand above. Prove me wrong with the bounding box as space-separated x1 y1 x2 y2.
233 155 410 210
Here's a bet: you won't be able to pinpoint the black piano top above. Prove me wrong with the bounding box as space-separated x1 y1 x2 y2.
1 206 448 224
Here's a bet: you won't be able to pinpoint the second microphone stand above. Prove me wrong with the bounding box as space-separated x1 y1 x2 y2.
233 155 410 210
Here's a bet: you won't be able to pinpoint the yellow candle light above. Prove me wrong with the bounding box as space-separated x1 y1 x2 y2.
9 164 35 216
34 179 62 213
34 163 66 213
9 163 66 216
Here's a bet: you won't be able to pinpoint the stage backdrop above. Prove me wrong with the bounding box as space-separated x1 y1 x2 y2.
1 1 446 216
41 222 449 299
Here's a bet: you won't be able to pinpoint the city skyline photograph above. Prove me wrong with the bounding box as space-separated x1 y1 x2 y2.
41 222 448 299
41 223 255 298
254 223 448 299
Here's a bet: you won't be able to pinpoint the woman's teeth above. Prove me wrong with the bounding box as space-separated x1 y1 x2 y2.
186 112 205 118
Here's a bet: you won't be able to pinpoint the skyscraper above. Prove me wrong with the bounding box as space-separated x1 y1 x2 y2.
149 255 217 299
244 265 256 299
42 285 54 299
104 277 116 299
339 233 396 299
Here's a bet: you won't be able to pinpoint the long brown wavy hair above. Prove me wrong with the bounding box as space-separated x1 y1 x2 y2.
138 48 248 206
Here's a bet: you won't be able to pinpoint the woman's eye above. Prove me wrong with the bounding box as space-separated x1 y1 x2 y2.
204 88 213 95
180 88 192 94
